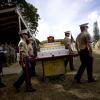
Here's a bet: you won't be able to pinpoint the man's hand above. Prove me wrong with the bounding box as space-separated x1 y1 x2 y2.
23 63 26 68
87 44 92 56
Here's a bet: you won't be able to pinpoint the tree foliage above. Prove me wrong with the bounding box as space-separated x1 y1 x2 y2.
17 0 40 33
93 21 100 42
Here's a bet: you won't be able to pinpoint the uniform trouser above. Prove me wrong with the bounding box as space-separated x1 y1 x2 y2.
75 48 94 81
0 60 3 84
65 55 74 70
0 76 1 83
0 52 5 84
0 67 3 84
30 59 36 76
0 73 2 84
14 57 32 90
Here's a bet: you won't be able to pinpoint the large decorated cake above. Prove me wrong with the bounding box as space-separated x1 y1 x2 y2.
37 42 69 58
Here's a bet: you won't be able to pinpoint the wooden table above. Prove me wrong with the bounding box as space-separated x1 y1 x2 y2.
35 53 78 80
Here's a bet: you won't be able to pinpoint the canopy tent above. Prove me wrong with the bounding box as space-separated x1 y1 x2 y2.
0 3 32 45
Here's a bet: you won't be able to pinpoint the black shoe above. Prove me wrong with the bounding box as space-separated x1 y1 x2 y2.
26 88 36 92
31 73 36 77
76 80 82 84
74 76 81 84
0 83 6 88
13 84 20 93
70 68 76 71
74 76 77 80
15 87 20 93
88 79 97 83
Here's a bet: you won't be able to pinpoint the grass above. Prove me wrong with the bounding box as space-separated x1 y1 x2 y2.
0 50 100 100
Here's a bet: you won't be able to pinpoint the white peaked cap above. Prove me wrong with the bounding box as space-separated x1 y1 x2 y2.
79 23 89 27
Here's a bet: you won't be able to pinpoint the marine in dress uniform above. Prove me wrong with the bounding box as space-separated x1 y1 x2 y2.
63 31 75 71
0 44 6 88
13 29 36 92
74 23 96 83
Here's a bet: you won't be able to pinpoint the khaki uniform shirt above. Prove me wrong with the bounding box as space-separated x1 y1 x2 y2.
28 43 34 56
18 39 28 57
76 32 91 51
64 36 71 49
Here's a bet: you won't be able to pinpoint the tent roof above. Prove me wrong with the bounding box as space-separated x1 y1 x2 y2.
0 5 25 45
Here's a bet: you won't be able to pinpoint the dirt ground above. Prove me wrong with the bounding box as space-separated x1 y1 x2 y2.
0 50 100 100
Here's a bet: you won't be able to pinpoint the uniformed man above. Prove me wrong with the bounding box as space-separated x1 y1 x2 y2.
0 43 6 88
74 23 96 83
63 31 75 71
13 29 36 92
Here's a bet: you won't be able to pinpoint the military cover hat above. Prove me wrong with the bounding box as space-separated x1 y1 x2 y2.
79 23 88 28
64 31 70 35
